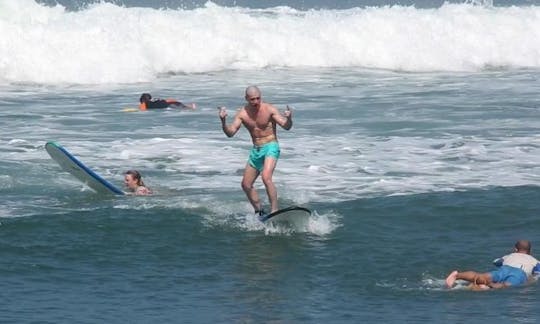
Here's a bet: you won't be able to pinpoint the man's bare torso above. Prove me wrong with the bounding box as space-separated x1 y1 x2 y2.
239 102 277 146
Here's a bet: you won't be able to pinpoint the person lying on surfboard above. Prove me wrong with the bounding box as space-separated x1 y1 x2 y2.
139 93 196 111
445 240 540 290
218 85 292 218
124 170 152 195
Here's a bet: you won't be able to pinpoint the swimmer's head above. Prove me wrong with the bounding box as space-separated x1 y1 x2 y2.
515 240 532 254
139 93 152 103
124 169 145 188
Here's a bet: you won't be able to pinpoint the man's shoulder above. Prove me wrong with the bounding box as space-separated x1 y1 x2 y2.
236 106 247 117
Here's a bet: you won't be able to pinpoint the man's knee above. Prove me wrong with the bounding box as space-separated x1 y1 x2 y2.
241 181 252 191
261 172 273 185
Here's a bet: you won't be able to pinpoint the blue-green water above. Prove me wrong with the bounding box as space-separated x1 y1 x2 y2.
2 1 540 322
2 67 539 323
2 187 540 322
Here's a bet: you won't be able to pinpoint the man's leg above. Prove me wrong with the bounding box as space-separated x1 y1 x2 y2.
241 164 261 212
446 270 492 288
261 157 278 213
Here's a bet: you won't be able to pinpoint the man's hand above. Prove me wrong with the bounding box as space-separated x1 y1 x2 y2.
218 106 227 119
284 105 292 118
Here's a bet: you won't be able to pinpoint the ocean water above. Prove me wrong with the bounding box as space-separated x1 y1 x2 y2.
1 0 540 322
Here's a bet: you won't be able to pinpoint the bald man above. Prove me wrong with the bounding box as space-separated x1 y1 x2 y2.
219 86 292 217
446 240 540 289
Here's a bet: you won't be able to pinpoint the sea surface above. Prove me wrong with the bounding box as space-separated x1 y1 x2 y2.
1 0 540 322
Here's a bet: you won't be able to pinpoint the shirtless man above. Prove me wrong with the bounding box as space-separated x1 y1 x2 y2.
219 85 293 217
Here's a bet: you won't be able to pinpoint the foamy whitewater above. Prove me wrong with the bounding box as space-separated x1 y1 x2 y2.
1 0 540 323
2 0 540 84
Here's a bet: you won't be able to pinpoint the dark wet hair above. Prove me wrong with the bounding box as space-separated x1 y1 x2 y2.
139 93 152 103
125 169 145 187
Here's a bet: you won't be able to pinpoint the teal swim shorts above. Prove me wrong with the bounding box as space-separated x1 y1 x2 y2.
248 141 280 171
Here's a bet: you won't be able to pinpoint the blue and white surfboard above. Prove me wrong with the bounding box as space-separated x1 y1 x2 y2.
45 141 124 195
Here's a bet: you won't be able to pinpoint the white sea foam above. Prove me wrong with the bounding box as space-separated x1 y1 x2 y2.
1 64 538 225
2 0 540 84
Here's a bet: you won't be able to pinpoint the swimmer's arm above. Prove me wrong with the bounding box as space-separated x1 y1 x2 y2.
493 258 504 267
220 107 242 137
271 105 293 130
135 186 152 195
533 263 540 275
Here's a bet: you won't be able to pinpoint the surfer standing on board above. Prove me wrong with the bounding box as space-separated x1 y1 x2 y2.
124 170 152 195
218 85 293 217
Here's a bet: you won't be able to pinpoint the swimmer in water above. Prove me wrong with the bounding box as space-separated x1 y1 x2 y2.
124 169 152 195
139 93 196 110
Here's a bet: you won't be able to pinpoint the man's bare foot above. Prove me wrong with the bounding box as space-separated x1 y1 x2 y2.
446 270 458 288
